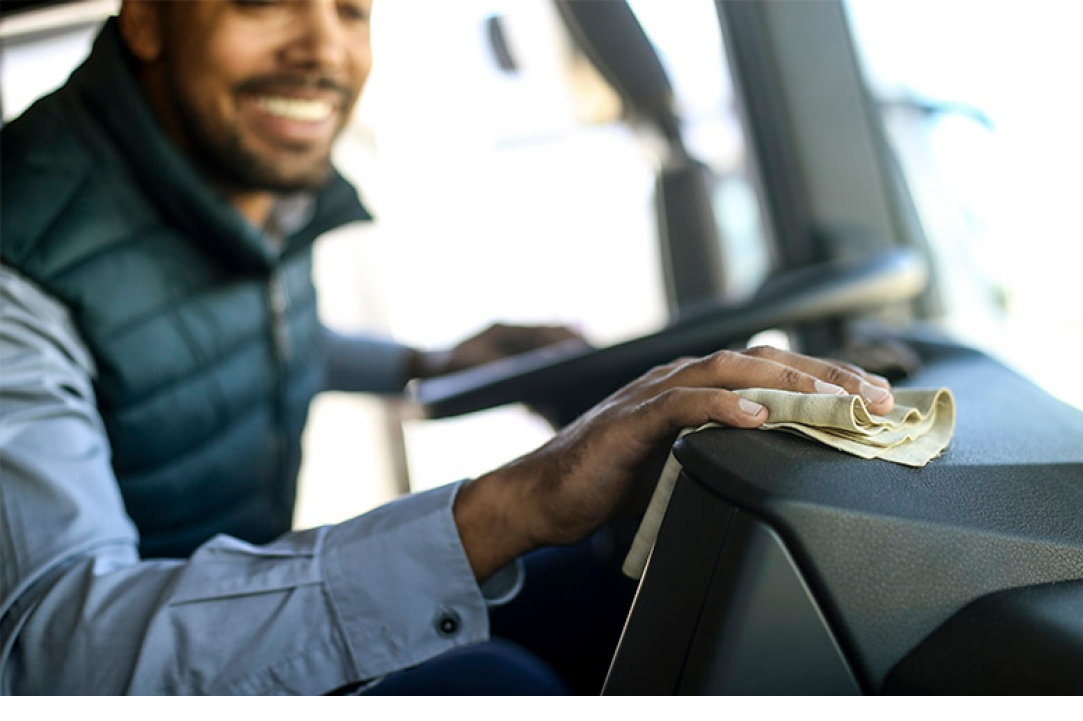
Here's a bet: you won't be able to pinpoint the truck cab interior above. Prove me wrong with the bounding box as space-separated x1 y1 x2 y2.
3 0 1082 695
412 0 1083 694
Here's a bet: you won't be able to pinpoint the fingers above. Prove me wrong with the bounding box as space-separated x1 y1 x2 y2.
645 346 894 414
482 323 589 355
535 325 587 346
499 344 892 553
443 323 588 375
636 387 769 434
740 346 894 413
828 358 891 389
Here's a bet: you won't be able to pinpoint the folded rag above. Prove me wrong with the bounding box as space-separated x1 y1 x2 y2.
621 387 955 579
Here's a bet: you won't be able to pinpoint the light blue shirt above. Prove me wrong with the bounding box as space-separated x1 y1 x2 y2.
0 266 517 694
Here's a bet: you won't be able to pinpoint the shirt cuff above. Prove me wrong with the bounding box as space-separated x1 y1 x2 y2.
320 481 490 681
480 558 524 608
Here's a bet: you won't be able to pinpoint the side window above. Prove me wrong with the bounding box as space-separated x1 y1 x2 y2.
845 0 1083 412
330 0 663 497
319 0 772 499
629 0 772 298
0 2 112 122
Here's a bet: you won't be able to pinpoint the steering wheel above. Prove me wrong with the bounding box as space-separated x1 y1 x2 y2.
414 247 928 426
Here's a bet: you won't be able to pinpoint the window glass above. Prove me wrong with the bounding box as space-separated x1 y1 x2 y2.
630 0 772 297
343 0 769 495
345 0 660 495
0 2 112 122
846 0 1083 410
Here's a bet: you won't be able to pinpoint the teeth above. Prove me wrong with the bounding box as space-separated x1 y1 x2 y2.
256 96 334 122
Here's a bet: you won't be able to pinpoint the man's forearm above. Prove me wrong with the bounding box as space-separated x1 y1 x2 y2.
447 346 898 584
452 461 539 582
321 326 415 394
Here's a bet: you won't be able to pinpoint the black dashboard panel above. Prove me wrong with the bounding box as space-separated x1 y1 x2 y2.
667 339 1083 689
885 579 1083 693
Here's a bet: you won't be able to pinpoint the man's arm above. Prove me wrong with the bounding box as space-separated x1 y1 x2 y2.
321 325 417 394
0 268 493 694
2 265 892 693
452 347 895 580
322 323 587 395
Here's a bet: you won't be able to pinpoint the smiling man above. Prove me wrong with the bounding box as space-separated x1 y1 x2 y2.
0 0 894 695
122 0 370 223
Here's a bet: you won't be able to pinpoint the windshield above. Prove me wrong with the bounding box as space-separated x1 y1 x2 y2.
847 0 1083 411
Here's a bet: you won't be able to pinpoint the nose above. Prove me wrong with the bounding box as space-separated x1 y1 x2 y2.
280 0 350 74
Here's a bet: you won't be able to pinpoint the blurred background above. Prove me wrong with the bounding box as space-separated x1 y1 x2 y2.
3 0 1080 529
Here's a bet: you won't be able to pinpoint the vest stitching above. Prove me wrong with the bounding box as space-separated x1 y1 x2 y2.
98 266 316 345
99 290 319 412
1 170 93 271
108 345 323 481
41 220 166 287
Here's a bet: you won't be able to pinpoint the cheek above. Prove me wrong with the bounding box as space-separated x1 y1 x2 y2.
192 44 268 126
346 50 373 106
180 72 235 136
203 29 275 90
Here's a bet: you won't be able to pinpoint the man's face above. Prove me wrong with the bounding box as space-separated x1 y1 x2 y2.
141 0 373 192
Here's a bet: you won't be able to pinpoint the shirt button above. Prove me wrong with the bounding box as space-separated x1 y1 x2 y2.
435 610 461 637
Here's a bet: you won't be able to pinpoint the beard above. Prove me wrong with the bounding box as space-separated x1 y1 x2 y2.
181 110 335 193
166 71 351 194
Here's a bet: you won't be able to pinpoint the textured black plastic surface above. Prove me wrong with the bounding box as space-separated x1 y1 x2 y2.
676 510 860 695
603 473 736 695
672 340 1083 689
885 580 1083 693
605 475 860 695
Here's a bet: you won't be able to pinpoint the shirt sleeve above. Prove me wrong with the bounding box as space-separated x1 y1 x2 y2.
322 326 415 395
0 267 491 695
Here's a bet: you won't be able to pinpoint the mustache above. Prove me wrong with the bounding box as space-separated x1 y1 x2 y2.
235 74 355 104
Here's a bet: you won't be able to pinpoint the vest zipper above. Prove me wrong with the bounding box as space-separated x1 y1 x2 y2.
267 272 292 513
268 273 293 364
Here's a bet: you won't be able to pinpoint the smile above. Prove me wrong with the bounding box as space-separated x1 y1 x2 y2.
254 95 336 123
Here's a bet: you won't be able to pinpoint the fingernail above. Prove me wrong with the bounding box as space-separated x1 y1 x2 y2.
814 379 847 395
739 398 766 416
861 380 890 403
868 373 891 387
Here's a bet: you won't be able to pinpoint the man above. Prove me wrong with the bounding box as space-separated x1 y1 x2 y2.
0 0 895 694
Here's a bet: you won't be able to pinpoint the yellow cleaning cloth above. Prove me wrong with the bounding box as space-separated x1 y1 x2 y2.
622 387 955 579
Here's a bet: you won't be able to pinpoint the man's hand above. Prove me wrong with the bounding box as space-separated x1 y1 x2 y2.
452 346 893 581
408 323 587 379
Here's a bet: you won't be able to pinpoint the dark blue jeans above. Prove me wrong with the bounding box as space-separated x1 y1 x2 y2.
361 638 567 695
363 528 638 695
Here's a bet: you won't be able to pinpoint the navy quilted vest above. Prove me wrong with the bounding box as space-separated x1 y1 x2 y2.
0 20 370 558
